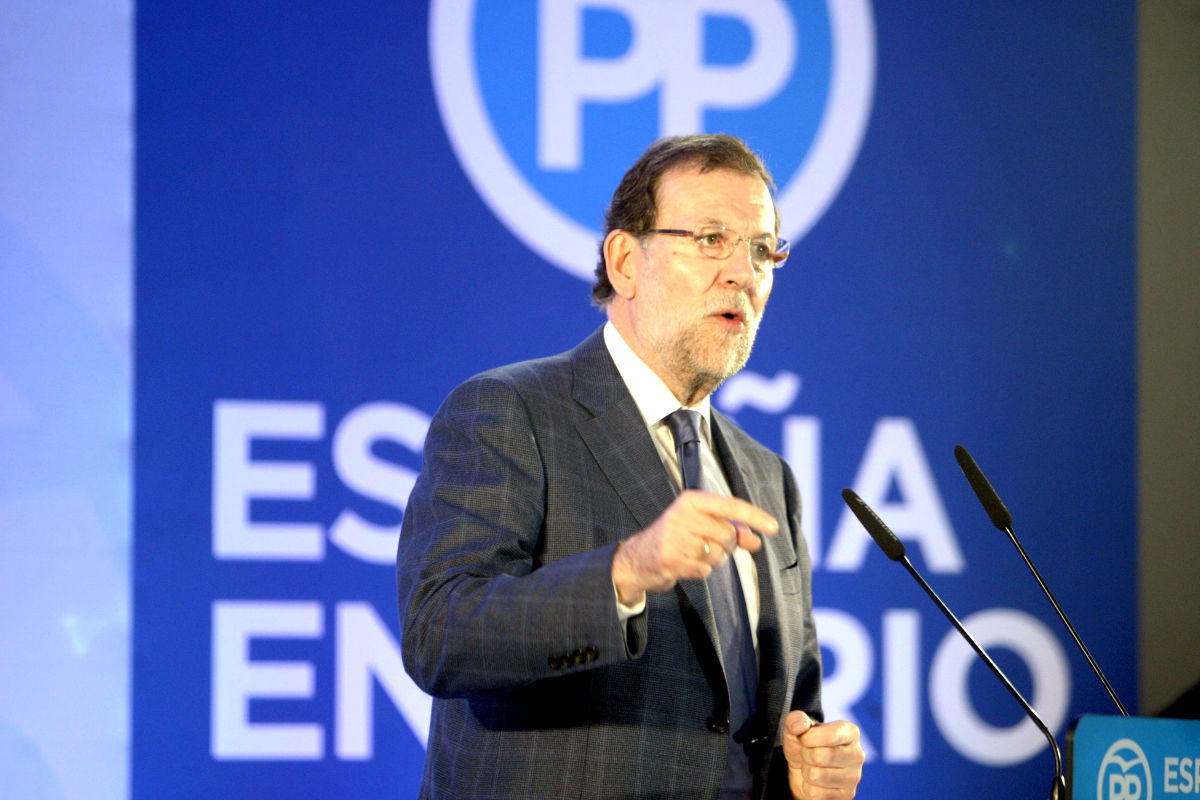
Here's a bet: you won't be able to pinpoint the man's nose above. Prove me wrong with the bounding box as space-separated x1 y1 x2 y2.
720 239 761 286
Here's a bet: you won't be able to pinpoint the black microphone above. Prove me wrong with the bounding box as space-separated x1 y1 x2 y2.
841 488 1066 800
953 444 1130 717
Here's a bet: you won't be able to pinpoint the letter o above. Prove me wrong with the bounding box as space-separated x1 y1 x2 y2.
928 608 1070 765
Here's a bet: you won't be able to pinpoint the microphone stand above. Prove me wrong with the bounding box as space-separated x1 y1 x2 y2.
954 445 1130 717
998 522 1129 718
897 552 1066 800
842 488 1066 799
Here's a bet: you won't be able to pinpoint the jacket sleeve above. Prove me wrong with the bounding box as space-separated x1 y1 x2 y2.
396 374 641 698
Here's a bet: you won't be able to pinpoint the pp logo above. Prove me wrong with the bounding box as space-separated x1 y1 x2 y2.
429 0 875 280
1099 739 1153 800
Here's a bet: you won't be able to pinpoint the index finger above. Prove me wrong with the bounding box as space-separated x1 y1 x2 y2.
681 491 778 536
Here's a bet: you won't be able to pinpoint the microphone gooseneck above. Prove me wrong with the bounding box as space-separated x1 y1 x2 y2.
841 488 1066 800
952 445 1130 718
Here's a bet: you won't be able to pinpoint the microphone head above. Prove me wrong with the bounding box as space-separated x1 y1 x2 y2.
841 488 907 561
954 445 1014 531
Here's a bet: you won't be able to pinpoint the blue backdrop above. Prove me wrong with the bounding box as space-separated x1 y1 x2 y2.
134 2 1135 797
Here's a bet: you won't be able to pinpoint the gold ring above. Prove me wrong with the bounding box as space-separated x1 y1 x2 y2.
703 542 711 555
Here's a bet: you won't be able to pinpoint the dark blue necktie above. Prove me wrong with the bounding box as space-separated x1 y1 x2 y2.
665 410 758 797
666 409 704 493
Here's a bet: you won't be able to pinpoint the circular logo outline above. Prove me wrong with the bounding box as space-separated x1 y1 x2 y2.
429 0 876 281
1098 738 1152 800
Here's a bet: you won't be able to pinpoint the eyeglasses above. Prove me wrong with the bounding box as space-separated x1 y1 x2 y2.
645 225 790 269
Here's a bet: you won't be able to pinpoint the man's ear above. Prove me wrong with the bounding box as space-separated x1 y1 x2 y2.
603 229 640 300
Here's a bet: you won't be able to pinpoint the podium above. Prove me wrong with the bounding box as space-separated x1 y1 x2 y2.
1067 714 1200 799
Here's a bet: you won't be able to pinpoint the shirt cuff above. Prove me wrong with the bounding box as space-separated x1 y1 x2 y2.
616 588 646 620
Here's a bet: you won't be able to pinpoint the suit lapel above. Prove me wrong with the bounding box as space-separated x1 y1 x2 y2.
570 329 722 665
570 331 677 534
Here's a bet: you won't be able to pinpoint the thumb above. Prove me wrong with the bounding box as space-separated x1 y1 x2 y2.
785 709 817 737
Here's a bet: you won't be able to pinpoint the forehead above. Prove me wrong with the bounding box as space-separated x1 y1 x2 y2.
655 165 775 230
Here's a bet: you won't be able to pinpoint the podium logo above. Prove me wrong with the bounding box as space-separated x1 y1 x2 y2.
1099 738 1153 800
429 0 875 280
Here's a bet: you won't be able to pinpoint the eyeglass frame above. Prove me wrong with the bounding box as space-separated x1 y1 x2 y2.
642 225 790 268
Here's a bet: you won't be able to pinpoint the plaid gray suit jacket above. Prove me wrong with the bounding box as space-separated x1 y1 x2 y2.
397 328 822 799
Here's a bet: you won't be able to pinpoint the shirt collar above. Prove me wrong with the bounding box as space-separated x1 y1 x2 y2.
603 321 712 437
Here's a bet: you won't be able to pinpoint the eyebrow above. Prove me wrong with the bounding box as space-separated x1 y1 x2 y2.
696 217 775 237
696 217 768 230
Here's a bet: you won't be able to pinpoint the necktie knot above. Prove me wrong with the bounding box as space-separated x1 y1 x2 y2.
665 410 703 491
665 409 702 449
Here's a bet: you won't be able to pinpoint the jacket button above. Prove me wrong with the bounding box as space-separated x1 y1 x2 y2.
706 716 730 734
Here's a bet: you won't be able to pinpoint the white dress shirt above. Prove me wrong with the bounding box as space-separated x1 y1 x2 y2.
603 321 761 644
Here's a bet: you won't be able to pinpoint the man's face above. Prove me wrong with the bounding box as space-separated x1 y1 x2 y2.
623 165 776 404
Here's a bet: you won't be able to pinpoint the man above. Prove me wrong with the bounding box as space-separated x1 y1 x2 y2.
397 134 864 799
